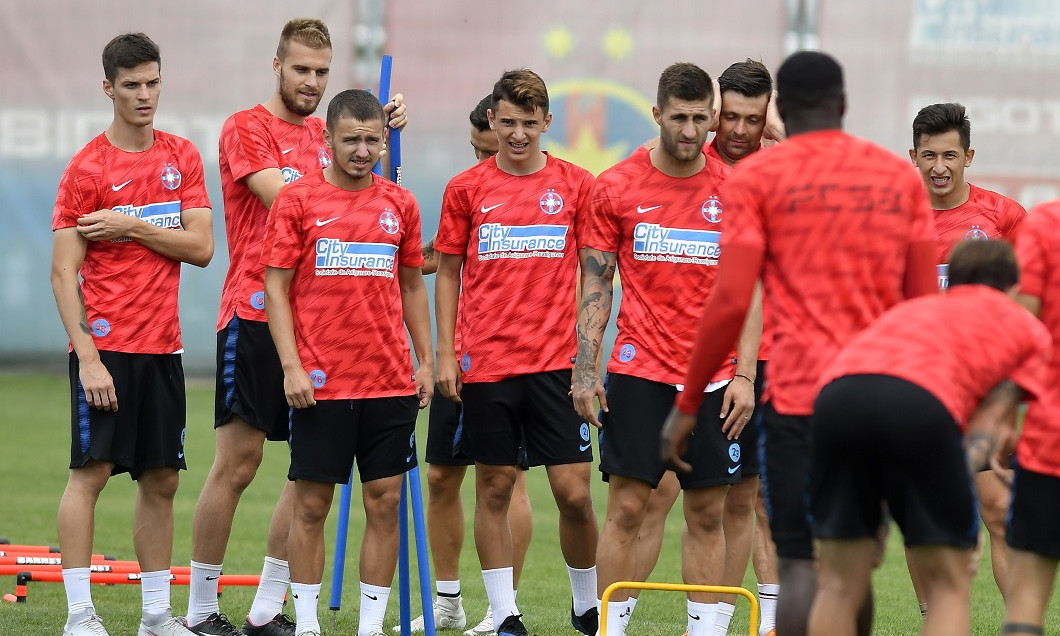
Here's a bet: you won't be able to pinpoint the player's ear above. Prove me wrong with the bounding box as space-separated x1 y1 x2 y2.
908 148 917 164
273 56 282 77
652 105 662 126
965 148 975 167
542 111 553 133
487 109 496 130
103 80 114 99
323 127 333 149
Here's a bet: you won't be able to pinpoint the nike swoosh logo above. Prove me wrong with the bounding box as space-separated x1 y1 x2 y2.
316 217 341 227
363 593 378 601
689 613 700 621
112 180 133 191
481 203 505 214
406 453 414 462
177 451 184 459
728 464 742 474
579 443 591 452
637 205 661 214
205 575 218 581
282 147 295 155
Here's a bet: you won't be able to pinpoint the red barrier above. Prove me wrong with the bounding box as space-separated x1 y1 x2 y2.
0 564 192 576
13 571 260 602
0 550 113 560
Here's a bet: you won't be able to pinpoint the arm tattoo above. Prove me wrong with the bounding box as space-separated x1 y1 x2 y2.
574 250 617 391
422 238 436 263
77 285 91 335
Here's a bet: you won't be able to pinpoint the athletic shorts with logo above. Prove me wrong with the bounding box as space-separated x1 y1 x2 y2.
735 359 767 477
1007 464 1060 559
425 385 471 465
288 396 419 483
600 373 742 489
810 375 979 550
69 351 187 479
214 315 289 441
460 370 591 467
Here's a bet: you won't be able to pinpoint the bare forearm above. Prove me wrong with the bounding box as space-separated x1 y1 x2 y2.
125 215 213 267
435 257 462 356
574 249 616 390
400 272 434 370
51 270 99 362
264 271 302 372
734 280 764 377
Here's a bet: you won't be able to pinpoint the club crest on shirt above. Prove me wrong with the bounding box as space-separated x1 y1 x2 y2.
965 225 989 240
702 196 723 223
379 209 400 234
318 146 332 168
160 164 182 190
540 189 564 215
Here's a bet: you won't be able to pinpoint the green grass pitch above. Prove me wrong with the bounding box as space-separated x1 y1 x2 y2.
0 372 1056 635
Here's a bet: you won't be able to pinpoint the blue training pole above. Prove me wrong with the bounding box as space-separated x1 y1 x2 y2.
409 465 435 636
399 474 412 635
329 468 355 624
373 55 393 177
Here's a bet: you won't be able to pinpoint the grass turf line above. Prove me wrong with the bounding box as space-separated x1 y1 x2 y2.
0 372 1056 635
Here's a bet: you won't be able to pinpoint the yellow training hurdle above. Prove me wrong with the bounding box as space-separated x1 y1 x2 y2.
600 582 759 636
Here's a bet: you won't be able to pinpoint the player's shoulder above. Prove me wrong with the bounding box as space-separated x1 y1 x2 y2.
968 183 1026 215
371 173 416 203
63 133 110 174
596 146 650 184
546 153 595 184
444 157 495 191
1028 198 1060 221
154 129 201 155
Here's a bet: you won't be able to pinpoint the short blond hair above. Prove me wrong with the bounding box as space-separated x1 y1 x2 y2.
276 18 331 60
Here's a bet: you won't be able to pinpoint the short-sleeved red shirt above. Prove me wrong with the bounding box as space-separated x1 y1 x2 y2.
260 172 423 400
53 131 211 354
217 105 330 329
934 183 1026 289
434 154 594 383
1015 201 1060 478
703 129 937 415
580 147 735 385
820 285 1049 429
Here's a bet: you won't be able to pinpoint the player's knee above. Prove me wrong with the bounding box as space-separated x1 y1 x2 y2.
427 464 464 497
554 485 595 520
139 468 180 501
364 486 402 524
294 491 333 526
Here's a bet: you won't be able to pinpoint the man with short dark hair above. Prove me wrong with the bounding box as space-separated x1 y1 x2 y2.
663 51 938 636
185 19 406 636
808 239 1048 636
262 89 432 636
435 69 599 636
52 32 213 636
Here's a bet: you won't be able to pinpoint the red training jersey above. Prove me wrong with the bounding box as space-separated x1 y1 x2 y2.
820 285 1049 429
260 172 424 400
934 183 1026 289
581 146 735 385
1015 202 1060 478
435 153 594 383
681 129 937 416
217 105 330 330
52 131 211 354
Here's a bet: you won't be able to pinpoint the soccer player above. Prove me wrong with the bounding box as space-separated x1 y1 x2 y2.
907 102 1027 614
625 59 782 636
573 62 760 636
261 89 432 636
408 95 534 636
185 19 406 636
807 239 1048 636
1005 200 1060 636
434 69 599 636
51 33 213 636
662 51 938 636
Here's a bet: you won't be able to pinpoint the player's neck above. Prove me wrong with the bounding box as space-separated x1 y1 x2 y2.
263 93 308 126
323 164 373 191
650 146 706 178
931 181 971 211
495 150 547 176
105 120 155 152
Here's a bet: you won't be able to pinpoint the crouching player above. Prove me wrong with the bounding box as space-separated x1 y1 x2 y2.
806 239 1049 636
262 89 433 636
1002 201 1060 636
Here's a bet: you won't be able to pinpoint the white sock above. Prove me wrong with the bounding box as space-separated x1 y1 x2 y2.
248 557 291 626
359 582 391 636
715 602 735 635
187 561 222 625
140 570 171 622
437 579 461 598
291 582 321 635
603 597 629 636
481 567 518 632
687 601 717 636
63 567 94 618
758 583 779 635
567 565 597 616
623 597 637 630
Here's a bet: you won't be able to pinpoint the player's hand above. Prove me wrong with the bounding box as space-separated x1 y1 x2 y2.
660 407 697 473
437 354 462 402
571 370 607 428
709 77 721 132
720 376 755 439
284 367 316 409
76 209 133 242
387 93 407 130
79 357 117 411
988 426 1016 487
414 364 434 409
764 90 786 142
